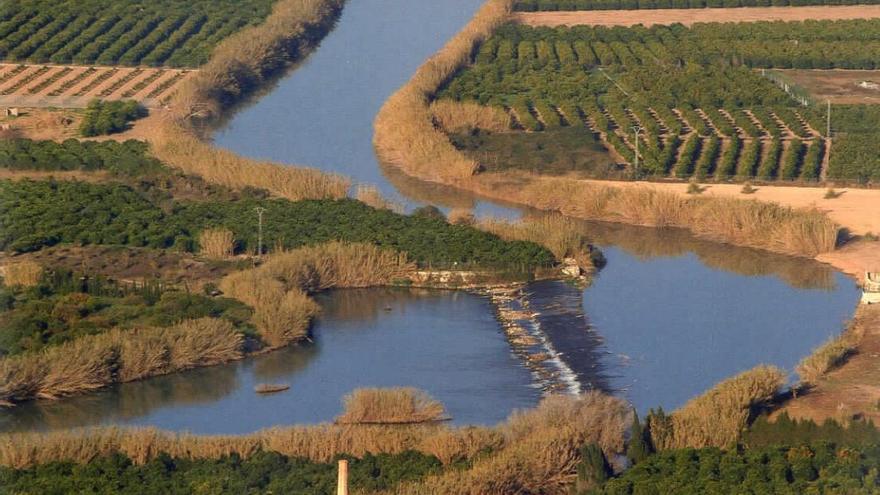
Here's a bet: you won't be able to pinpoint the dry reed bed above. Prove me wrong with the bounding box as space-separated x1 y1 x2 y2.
336 388 448 425
796 312 865 385
219 242 415 347
372 0 840 258
478 214 599 269
147 0 350 202
647 365 786 450
0 319 242 407
198 227 235 259
1 260 43 287
0 392 630 495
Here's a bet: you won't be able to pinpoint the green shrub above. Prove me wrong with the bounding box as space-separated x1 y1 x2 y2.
79 99 147 137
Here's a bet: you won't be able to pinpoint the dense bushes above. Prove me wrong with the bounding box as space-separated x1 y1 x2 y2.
515 0 880 9
0 180 555 268
0 139 165 176
0 0 275 67
0 269 251 357
0 450 442 494
79 99 147 137
594 442 880 494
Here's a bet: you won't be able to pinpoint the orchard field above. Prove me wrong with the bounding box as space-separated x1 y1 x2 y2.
514 0 880 10
0 0 274 68
438 20 880 182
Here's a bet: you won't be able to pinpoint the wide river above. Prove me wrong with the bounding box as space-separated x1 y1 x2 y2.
0 0 861 433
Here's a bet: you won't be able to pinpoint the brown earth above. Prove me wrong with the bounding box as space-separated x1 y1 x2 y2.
774 69 880 105
0 108 81 140
513 5 880 27
781 305 880 423
0 245 243 289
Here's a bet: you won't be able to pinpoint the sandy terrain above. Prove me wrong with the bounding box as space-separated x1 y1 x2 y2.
582 178 880 236
781 305 880 424
513 5 880 27
775 69 880 105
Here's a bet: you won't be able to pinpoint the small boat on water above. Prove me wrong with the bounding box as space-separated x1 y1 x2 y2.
255 383 290 394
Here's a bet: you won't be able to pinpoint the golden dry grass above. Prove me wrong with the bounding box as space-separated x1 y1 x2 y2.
447 207 476 226
0 392 629 495
219 242 415 347
2 260 43 287
478 214 596 269
648 365 786 450
198 228 235 259
373 0 512 181
354 184 403 213
470 176 840 257
430 100 511 134
0 318 243 406
150 124 350 201
796 330 858 385
390 393 631 494
131 0 351 202
335 388 448 425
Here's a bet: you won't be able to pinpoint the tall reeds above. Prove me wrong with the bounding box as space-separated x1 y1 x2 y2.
0 319 243 407
647 365 786 450
430 100 511 134
198 227 235 259
796 309 868 385
0 393 629 495
150 124 350 202
219 242 415 347
373 0 513 181
2 260 43 287
335 388 448 425
392 393 631 494
143 0 350 202
478 214 598 269
354 184 403 213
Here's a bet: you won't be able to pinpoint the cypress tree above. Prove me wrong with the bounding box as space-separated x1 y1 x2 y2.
627 410 653 464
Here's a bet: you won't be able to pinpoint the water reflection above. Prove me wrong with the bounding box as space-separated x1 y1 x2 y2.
0 288 539 434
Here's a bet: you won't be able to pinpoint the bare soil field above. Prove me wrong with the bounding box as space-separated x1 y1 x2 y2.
513 5 880 27
0 64 194 109
775 69 880 104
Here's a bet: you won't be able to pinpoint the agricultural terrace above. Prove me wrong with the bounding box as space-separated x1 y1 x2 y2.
437 20 880 183
0 0 274 68
0 63 193 108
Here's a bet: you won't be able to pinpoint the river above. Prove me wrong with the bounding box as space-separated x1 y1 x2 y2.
0 0 861 433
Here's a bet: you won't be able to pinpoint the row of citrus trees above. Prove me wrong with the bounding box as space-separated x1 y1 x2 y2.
438 21 880 181
0 0 272 67
514 0 880 10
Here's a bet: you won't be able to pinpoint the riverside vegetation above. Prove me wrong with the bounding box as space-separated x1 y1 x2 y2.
437 21 880 183
373 0 843 258
0 0 869 492
514 0 880 9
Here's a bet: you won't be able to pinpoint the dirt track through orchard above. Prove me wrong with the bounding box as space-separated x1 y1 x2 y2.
513 5 880 26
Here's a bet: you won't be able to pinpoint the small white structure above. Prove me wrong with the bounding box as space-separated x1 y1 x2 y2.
857 81 880 91
862 272 880 305
4 107 19 117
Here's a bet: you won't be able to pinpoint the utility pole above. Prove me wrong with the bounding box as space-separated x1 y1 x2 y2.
631 125 643 179
826 99 831 138
254 206 266 258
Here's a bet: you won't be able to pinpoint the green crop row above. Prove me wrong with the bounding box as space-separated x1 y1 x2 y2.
439 22 879 182
0 0 274 68
514 0 880 10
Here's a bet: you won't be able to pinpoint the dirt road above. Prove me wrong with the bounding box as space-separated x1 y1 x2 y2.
513 5 880 26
